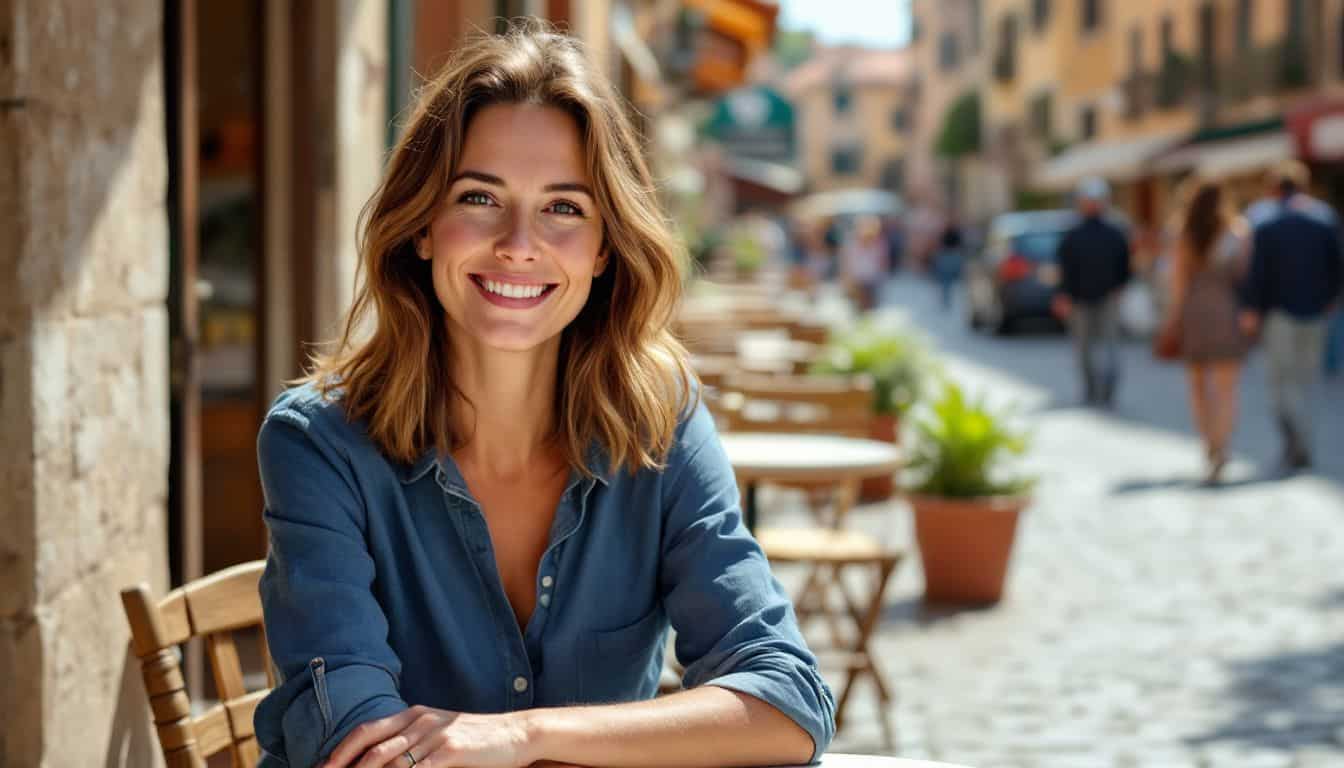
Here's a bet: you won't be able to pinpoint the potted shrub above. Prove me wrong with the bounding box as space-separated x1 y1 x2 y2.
811 318 934 499
905 381 1034 604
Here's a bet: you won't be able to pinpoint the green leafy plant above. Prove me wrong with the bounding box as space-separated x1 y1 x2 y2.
810 320 934 416
936 89 981 158
907 381 1034 498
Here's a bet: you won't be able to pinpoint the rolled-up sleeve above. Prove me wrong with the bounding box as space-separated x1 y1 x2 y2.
657 402 836 762
254 408 409 767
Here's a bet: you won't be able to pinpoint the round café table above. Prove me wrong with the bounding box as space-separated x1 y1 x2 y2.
719 432 902 532
788 755 970 767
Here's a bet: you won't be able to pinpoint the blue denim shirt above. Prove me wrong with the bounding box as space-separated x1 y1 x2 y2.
254 383 835 767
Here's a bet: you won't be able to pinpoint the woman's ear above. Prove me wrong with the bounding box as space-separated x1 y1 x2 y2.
594 245 611 277
416 235 431 261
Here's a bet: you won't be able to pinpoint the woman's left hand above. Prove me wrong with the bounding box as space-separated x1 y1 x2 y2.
323 705 535 768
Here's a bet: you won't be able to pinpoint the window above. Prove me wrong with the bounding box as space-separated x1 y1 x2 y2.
939 32 961 71
833 85 853 114
1237 0 1253 51
831 146 862 175
891 107 909 133
880 157 905 192
1079 105 1098 140
1125 26 1145 118
1198 3 1217 91
1029 91 1053 139
1082 0 1103 33
1033 0 1051 32
994 14 1019 82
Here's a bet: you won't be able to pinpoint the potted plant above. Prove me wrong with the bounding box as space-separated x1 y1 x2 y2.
810 318 934 499
905 381 1034 604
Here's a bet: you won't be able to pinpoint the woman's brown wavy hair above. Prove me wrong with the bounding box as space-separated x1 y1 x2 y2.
303 20 693 476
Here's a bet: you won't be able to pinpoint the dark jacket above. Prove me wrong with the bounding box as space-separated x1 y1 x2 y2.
1243 204 1344 320
1057 215 1132 305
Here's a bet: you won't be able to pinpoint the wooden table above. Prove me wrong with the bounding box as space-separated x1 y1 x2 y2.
795 757 969 767
719 432 902 531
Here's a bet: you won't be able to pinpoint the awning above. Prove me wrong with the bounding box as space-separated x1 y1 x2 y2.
1034 134 1182 190
1152 131 1295 177
721 156 805 196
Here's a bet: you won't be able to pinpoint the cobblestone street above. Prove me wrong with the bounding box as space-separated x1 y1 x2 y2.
772 279 1344 767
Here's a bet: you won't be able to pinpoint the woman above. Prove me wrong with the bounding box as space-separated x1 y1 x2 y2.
254 23 833 768
932 216 964 310
840 215 890 310
1167 182 1251 484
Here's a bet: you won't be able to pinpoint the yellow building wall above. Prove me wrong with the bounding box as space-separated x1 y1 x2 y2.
794 82 909 192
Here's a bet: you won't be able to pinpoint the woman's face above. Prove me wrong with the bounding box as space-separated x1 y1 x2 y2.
420 103 607 353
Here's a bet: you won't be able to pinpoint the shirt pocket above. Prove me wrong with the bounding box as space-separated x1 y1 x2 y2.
579 606 666 703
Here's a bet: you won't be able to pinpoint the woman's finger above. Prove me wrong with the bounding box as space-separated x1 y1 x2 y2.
362 711 446 768
323 707 423 768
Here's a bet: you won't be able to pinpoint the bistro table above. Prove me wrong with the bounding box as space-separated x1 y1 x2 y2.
719 432 902 532
795 757 971 767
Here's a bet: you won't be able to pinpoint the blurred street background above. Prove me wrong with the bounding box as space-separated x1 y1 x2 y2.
4 1 1344 766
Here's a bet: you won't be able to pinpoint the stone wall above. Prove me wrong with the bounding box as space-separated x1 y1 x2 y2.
0 1 170 766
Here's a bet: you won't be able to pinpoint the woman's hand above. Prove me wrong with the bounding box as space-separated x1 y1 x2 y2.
322 705 536 768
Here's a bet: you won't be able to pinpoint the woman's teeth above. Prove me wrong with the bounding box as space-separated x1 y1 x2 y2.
482 280 546 299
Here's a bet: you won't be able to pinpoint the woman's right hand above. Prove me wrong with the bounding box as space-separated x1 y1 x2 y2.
323 706 535 768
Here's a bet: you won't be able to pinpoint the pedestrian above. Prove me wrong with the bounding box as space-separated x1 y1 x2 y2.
1240 164 1344 472
252 22 833 768
841 215 890 310
932 215 964 310
1163 182 1251 484
1053 177 1133 408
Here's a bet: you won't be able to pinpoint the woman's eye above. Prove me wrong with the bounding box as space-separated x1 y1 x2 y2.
460 191 493 206
548 200 584 217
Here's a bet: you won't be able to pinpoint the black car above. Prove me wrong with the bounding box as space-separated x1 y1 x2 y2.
965 210 1077 334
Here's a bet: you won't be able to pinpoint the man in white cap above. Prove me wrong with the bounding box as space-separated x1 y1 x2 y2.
1053 176 1132 407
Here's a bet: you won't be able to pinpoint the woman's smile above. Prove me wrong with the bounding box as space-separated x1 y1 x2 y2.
469 272 560 308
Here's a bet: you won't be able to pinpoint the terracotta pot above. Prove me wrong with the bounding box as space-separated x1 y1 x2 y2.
909 494 1027 604
859 412 900 501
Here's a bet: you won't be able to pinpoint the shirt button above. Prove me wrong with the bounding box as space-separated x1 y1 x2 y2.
541 575 554 588
539 593 551 607
513 676 529 693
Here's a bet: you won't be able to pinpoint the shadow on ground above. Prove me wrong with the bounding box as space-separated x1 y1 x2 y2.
1186 636 1344 753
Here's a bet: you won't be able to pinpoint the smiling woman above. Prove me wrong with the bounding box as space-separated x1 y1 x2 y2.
252 19 835 768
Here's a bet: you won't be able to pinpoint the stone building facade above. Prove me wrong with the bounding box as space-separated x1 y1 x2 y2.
1 1 172 766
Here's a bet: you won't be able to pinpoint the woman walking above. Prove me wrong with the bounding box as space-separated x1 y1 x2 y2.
1166 182 1251 484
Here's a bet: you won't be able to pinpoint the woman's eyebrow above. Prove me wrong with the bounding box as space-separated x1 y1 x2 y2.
452 169 592 197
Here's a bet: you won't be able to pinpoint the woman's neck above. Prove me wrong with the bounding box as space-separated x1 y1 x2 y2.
448 334 565 481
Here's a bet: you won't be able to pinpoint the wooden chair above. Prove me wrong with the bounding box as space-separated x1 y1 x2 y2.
757 528 902 748
719 374 903 746
121 560 273 768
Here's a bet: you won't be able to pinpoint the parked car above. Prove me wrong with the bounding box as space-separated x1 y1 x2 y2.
965 209 1077 334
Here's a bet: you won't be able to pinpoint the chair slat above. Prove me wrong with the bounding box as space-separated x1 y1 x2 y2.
225 689 267 739
193 703 232 757
206 632 249 701
184 561 265 636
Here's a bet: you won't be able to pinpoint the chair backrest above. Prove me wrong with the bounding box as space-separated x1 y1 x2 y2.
120 560 272 768
721 373 875 438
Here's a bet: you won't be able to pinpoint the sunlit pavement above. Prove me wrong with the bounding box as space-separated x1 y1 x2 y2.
765 275 1344 767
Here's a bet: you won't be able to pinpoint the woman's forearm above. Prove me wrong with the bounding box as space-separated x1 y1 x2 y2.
519 686 816 767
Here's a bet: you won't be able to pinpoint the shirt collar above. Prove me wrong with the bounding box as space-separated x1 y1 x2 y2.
398 441 612 487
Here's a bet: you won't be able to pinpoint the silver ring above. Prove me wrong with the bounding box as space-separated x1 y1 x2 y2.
403 750 418 766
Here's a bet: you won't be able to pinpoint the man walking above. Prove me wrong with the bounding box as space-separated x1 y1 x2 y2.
1241 165 1344 471
1054 177 1133 407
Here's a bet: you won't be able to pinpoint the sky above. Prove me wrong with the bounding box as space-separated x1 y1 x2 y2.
776 0 911 49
